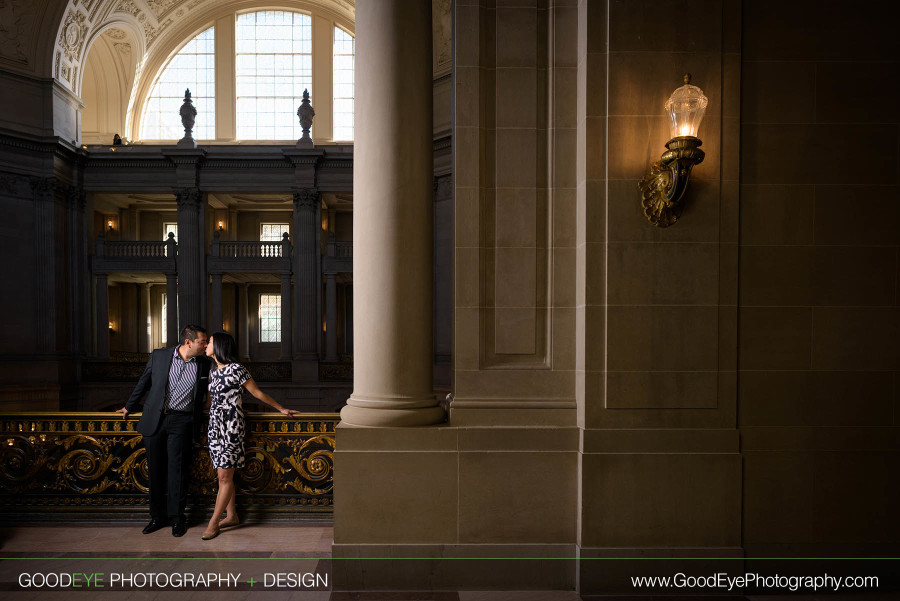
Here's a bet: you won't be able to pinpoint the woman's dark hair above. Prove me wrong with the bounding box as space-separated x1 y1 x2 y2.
210 331 239 364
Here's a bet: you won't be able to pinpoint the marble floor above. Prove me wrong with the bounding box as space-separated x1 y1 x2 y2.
0 522 896 600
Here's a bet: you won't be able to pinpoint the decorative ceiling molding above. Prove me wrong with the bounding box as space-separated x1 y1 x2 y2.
104 27 127 39
52 0 363 104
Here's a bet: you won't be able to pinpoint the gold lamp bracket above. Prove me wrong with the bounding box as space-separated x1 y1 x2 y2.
638 136 705 227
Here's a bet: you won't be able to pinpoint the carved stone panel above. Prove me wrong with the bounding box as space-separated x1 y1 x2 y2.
0 0 34 65
58 9 88 63
433 0 452 77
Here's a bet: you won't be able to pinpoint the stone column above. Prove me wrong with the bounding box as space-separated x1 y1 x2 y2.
165 273 178 345
324 273 338 362
239 283 250 360
139 283 152 352
95 274 109 359
67 185 87 355
210 273 223 331
31 177 57 353
175 188 202 330
199 197 208 328
340 0 442 426
292 188 320 366
280 274 293 360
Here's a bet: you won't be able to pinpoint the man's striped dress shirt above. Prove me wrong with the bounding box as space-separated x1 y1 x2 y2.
166 346 198 411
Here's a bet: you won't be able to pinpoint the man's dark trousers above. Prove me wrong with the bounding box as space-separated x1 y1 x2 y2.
143 412 193 520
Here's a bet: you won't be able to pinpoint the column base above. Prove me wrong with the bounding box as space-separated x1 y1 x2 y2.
340 403 446 427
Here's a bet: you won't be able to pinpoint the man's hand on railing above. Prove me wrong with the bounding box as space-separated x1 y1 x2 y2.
115 407 129 420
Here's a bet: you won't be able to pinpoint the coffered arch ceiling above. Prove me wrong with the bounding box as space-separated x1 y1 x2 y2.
81 24 142 144
52 0 356 94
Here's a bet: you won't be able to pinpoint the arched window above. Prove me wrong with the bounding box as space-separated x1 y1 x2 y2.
140 27 215 140
333 26 354 141
236 10 312 140
133 10 354 143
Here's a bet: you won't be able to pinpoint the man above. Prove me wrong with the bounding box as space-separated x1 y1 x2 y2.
117 325 210 537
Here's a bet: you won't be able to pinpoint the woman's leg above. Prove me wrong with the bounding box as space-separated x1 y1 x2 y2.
206 467 234 532
220 476 238 524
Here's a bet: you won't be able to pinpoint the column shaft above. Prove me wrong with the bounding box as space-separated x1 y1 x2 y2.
175 188 202 330
67 186 87 354
239 283 250 360
292 189 319 359
281 275 293 360
31 178 57 353
325 274 338 362
210 273 223 331
165 273 178 345
139 283 152 353
96 274 109 359
341 0 442 426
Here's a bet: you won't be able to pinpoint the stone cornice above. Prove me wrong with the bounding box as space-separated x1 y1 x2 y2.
0 128 84 160
161 148 207 165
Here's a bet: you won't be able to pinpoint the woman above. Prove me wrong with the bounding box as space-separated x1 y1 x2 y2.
202 331 297 540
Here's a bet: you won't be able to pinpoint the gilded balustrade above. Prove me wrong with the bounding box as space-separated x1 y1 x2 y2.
0 412 337 517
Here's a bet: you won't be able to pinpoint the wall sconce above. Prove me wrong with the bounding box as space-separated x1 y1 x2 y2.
107 219 115 231
638 74 707 227
217 221 225 231
108 321 115 333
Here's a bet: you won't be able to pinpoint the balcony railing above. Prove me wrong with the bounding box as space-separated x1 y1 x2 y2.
323 236 352 274
92 233 177 274
215 241 287 258
208 233 293 274
0 412 337 517
90 233 355 275
333 241 352 258
101 241 171 257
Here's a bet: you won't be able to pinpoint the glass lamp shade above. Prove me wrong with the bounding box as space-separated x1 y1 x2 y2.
665 74 708 139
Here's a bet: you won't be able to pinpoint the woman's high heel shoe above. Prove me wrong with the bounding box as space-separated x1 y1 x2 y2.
201 527 220 540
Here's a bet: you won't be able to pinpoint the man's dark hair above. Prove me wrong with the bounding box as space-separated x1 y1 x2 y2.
180 324 208 344
210 331 239 364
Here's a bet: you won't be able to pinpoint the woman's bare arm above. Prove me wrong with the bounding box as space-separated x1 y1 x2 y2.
243 378 298 416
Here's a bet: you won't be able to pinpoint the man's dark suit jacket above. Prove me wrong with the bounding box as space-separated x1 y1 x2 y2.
124 346 211 441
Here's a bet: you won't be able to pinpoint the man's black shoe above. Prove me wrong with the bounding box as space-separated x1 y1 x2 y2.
142 518 168 534
171 516 187 537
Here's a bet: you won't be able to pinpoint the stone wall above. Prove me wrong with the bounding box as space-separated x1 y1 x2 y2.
739 0 900 556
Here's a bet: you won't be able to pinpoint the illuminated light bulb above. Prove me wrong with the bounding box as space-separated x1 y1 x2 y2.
665 73 708 139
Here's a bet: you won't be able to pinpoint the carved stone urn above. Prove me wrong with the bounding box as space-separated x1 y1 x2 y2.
177 88 198 149
296 89 315 148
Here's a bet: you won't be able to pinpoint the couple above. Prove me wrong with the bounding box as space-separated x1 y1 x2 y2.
117 325 297 540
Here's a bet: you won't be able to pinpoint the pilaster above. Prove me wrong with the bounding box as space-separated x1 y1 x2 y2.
292 187 320 378
175 187 202 330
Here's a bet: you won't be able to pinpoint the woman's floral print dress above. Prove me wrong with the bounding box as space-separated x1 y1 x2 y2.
207 362 251 469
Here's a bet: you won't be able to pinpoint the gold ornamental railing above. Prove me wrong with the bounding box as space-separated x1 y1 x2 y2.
0 412 338 518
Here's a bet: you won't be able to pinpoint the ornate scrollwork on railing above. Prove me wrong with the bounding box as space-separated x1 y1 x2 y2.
0 413 338 515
